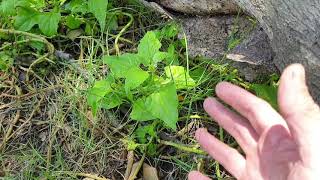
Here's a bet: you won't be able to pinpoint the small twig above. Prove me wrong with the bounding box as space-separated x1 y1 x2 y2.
0 101 16 110
160 140 206 155
0 110 21 151
128 152 146 180
0 85 63 99
6 95 45 141
176 121 195 138
124 151 135 180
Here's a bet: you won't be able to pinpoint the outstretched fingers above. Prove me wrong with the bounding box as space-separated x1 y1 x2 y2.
215 82 288 134
204 97 258 153
196 128 246 178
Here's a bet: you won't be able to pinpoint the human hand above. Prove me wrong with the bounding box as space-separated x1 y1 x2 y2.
189 64 320 180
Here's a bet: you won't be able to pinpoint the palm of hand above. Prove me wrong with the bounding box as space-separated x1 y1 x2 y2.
245 124 300 180
189 64 320 180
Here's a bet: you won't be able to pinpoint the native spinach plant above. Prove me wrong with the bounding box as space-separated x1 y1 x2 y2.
0 0 118 75
87 30 196 132
0 0 114 37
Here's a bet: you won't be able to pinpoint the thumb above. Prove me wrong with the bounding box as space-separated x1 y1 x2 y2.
278 63 320 138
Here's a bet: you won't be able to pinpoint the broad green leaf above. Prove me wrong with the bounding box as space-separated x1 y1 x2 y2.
67 29 83 40
65 15 82 29
14 7 39 31
145 83 178 130
65 0 88 14
125 68 149 91
131 98 156 121
251 84 278 110
164 66 196 89
153 52 168 64
87 79 113 116
138 31 161 65
38 11 61 36
100 93 123 109
88 0 108 31
165 44 179 65
26 0 45 9
190 67 208 82
160 22 179 38
0 52 14 71
103 54 140 78
0 0 17 15
30 41 45 51
106 13 118 31
135 124 157 144
85 22 94 35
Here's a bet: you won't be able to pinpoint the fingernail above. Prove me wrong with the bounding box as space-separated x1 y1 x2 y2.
290 64 305 81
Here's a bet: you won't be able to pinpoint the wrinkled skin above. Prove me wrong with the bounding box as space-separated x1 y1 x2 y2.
189 64 320 180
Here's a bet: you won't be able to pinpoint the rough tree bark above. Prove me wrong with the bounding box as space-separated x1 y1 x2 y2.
233 0 320 102
156 0 239 15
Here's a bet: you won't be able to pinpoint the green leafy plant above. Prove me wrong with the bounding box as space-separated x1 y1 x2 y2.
0 0 110 36
0 51 14 71
87 30 196 130
251 74 279 110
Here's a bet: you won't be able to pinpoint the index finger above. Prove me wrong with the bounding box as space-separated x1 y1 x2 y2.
215 82 288 134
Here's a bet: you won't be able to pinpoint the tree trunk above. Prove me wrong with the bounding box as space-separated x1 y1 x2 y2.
233 0 320 102
156 0 239 15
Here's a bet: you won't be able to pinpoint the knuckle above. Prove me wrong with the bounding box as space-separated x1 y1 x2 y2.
245 100 271 120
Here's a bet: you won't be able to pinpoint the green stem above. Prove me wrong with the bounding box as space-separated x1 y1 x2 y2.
160 140 206 155
113 12 134 55
215 127 224 179
0 29 55 54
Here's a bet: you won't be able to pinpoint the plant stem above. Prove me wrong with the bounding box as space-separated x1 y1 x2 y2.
113 12 133 55
160 140 206 155
0 29 55 54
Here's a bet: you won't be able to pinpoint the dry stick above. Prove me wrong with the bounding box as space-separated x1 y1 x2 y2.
0 85 63 99
0 110 20 151
6 95 45 141
0 101 16 110
176 121 195 138
46 128 59 170
124 151 135 180
128 152 146 180
0 85 22 151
